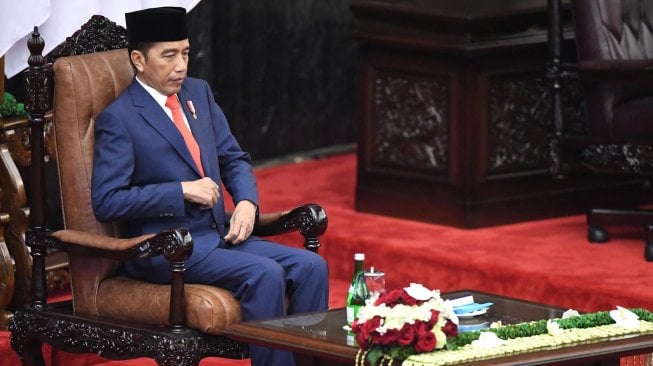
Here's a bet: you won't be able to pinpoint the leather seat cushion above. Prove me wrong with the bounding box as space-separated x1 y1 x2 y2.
611 95 653 137
95 276 242 335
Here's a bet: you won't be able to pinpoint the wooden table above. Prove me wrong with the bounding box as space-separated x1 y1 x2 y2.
222 290 653 366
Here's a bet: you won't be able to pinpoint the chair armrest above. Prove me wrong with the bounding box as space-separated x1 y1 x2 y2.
252 204 328 252
578 59 653 81
253 203 327 236
26 227 194 315
27 228 193 262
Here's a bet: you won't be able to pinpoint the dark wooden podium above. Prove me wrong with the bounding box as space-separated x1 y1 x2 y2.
352 0 652 228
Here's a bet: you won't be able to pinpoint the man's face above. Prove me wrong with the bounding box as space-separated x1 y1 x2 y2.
131 39 190 96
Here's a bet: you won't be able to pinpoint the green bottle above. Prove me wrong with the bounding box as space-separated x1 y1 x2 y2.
346 253 370 326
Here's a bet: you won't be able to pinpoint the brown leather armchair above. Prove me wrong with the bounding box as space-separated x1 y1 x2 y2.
9 28 327 365
548 0 653 260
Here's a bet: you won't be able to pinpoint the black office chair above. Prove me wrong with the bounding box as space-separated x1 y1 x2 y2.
548 0 653 260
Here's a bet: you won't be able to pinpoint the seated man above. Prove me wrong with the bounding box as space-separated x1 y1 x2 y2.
90 7 329 366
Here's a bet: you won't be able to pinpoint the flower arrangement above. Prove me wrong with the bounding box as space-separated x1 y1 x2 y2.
352 283 653 366
351 283 459 366
404 307 653 366
448 306 653 349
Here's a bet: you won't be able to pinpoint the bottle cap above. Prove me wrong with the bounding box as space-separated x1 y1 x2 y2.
354 253 365 261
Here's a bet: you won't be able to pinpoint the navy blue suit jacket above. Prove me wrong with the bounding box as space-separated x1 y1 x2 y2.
91 77 258 280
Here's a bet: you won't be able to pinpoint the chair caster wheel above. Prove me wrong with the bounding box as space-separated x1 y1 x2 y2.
645 245 653 262
588 226 609 243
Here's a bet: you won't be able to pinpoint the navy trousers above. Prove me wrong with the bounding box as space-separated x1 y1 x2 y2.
128 236 329 366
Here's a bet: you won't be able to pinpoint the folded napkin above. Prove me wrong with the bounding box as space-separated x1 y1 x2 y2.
453 302 493 314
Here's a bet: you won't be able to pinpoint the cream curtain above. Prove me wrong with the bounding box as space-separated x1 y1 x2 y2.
1 0 201 79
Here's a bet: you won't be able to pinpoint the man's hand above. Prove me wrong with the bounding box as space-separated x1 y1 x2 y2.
224 200 257 245
181 177 220 209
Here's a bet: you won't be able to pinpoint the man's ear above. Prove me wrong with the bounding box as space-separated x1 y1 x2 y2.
130 50 145 73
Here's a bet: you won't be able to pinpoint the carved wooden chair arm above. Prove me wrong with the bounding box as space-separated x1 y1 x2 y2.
26 227 193 324
248 203 328 252
27 228 193 262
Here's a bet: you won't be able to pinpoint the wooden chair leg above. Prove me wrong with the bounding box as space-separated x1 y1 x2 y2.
645 225 653 262
155 355 200 366
22 338 46 366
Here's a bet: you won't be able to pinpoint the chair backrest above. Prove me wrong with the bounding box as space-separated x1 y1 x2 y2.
572 0 653 62
53 48 134 314
571 0 653 136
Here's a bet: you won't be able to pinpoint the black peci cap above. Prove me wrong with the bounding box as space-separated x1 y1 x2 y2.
125 7 188 48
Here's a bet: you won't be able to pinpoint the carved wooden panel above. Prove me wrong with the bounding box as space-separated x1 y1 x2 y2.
372 70 450 174
0 212 13 330
487 71 586 174
47 15 127 63
10 308 248 365
581 144 653 175
561 75 587 136
487 72 551 173
0 144 29 312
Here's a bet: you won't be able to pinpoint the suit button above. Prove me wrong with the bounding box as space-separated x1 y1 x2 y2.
210 222 217 229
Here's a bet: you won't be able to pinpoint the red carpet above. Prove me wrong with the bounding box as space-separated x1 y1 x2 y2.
3 152 653 365
255 153 653 313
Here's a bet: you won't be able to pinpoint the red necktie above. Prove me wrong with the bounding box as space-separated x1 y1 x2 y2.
165 94 205 177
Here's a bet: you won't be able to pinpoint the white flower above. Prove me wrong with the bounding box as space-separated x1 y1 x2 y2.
471 332 505 349
610 306 640 329
404 283 439 301
384 304 415 329
547 319 564 336
433 328 448 350
440 299 458 325
490 321 502 329
562 309 580 319
448 311 459 326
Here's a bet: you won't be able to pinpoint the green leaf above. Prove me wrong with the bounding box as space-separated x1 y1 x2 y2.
367 347 383 366
1 92 28 118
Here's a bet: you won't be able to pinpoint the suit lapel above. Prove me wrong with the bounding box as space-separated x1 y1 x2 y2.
129 81 203 177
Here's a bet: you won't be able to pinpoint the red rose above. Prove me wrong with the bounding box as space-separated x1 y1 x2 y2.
352 320 367 349
400 290 419 306
414 321 428 335
351 320 362 333
397 323 416 346
414 329 436 352
376 329 400 345
442 319 458 337
353 316 381 349
375 289 404 306
427 309 440 327
355 330 370 349
356 333 372 349
362 316 381 337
